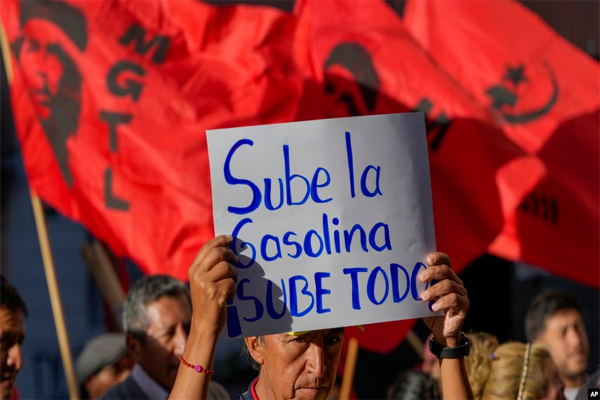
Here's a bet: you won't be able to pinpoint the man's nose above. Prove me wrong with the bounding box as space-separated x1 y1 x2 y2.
565 327 586 353
306 342 327 378
27 69 48 89
6 343 23 371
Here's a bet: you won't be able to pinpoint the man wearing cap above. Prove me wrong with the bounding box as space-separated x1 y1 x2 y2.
11 0 87 187
75 334 133 399
100 275 229 400
170 235 473 400
0 276 27 400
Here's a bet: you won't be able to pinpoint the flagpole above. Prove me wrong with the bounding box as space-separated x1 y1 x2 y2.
81 240 125 327
406 330 424 357
339 337 359 400
31 194 80 400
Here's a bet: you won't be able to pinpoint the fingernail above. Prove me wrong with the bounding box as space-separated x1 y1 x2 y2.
419 272 427 282
428 254 435 264
422 291 430 301
428 301 435 312
226 235 234 241
431 303 439 311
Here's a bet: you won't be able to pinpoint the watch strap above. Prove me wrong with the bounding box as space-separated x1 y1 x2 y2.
429 332 470 359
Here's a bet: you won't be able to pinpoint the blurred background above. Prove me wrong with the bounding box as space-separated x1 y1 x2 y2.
1 0 598 399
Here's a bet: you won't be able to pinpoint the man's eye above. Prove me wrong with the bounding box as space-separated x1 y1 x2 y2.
327 336 343 345
0 335 18 349
162 330 176 339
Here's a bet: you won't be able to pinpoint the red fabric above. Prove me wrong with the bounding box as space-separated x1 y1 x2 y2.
404 0 600 287
6 0 592 361
293 0 543 353
11 386 19 400
1 0 305 280
294 0 542 274
250 377 259 400
343 320 415 355
2 0 548 355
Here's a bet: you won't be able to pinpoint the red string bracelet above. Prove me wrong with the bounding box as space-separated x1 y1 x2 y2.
180 356 215 375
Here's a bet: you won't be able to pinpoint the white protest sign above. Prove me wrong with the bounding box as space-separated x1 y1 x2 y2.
207 113 438 339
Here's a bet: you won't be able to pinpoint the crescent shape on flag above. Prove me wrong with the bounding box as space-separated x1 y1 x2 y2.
501 66 559 125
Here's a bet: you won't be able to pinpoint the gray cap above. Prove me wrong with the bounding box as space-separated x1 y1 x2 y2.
75 333 128 385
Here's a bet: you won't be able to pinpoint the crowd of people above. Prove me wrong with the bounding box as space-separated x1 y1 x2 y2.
1 236 598 400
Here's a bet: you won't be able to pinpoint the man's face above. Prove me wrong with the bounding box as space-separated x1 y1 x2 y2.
252 328 345 400
18 20 71 120
0 308 25 400
84 355 133 399
129 295 191 391
539 309 589 384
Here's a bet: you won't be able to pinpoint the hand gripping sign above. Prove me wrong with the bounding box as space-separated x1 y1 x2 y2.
207 113 439 338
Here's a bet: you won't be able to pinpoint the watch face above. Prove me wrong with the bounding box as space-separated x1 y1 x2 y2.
429 338 441 358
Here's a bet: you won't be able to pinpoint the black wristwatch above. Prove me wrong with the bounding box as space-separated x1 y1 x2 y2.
429 332 470 359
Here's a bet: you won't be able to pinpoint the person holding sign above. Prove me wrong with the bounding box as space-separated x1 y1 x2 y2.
169 235 473 400
206 113 449 339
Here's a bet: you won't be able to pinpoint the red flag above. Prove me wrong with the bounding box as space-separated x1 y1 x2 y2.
404 0 600 287
292 0 547 352
1 0 304 279
294 0 541 273
3 0 572 357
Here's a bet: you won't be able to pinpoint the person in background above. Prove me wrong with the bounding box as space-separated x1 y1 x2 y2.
385 334 443 400
421 333 441 381
387 370 441 400
75 333 133 399
100 275 228 400
525 289 590 400
465 331 565 400
0 275 27 400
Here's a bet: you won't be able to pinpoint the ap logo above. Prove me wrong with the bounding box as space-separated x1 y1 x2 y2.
589 388 599 399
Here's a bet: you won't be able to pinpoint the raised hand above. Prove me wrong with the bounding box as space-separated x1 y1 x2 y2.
188 234 238 335
419 252 469 347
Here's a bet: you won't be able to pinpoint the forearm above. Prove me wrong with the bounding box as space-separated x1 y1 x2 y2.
439 357 473 400
169 320 220 400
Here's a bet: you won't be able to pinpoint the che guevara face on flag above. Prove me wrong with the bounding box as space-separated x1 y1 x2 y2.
11 0 87 188
321 41 411 120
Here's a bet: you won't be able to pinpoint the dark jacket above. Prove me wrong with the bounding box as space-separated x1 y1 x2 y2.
100 375 148 400
234 378 258 400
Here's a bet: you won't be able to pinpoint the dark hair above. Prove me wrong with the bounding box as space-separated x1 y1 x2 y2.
1 275 28 317
388 370 441 400
122 275 190 342
241 336 263 372
20 0 87 51
525 288 583 342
